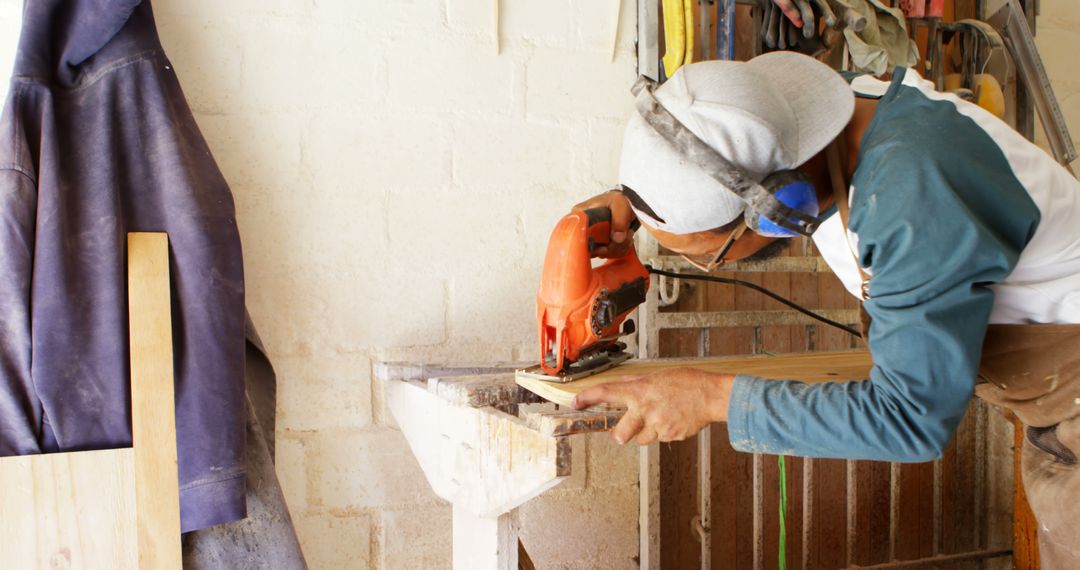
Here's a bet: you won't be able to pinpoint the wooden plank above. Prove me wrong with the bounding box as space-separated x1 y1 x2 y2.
761 269 793 357
516 351 873 407
734 444 755 569
375 362 521 383
427 374 543 409
520 405 624 437
790 259 819 353
658 318 702 570
940 435 960 567
916 460 936 561
659 327 700 359
127 232 182 569
708 325 754 356
815 458 849 569
1012 416 1040 570
850 460 873 566
0 449 138 569
653 254 833 273
869 461 893 565
711 424 740 568
895 462 922 560
954 407 979 570
817 271 857 350
660 437 701 569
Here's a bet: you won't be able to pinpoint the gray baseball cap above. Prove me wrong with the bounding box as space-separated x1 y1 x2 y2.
619 51 856 235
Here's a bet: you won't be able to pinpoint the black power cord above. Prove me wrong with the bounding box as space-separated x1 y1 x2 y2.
644 265 863 338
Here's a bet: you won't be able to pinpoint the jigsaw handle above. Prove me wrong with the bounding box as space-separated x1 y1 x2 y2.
583 208 641 255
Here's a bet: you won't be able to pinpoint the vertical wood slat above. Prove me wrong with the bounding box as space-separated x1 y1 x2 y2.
934 456 944 559
941 432 960 565
871 461 893 565
802 458 815 569
764 455 783 570
957 409 979 570
712 424 740 568
847 460 858 567
889 463 901 561
127 233 182 569
974 402 987 553
657 275 704 568
815 459 848 569
735 443 755 569
699 426 713 570
850 460 872 567
698 324 712 570
753 454 764 569
1012 417 1040 570
660 426 700 570
917 461 936 561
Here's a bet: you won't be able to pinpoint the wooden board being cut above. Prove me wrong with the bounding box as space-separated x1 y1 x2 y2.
516 350 873 408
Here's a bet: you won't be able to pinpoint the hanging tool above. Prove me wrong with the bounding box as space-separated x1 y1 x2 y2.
717 0 735 60
522 209 649 382
998 0 1077 166
639 0 661 80
757 0 852 53
662 0 694 77
937 19 1009 116
684 0 695 67
701 0 714 61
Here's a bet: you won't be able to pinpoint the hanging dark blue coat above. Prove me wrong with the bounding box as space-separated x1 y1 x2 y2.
0 0 247 533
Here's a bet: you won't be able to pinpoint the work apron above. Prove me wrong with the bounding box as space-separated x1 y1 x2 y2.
828 153 1080 566
977 325 1080 568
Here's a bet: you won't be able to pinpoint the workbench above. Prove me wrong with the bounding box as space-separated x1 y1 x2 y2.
377 351 877 569
375 362 623 569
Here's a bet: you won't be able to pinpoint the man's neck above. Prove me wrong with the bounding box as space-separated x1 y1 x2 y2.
804 96 879 211
843 97 879 179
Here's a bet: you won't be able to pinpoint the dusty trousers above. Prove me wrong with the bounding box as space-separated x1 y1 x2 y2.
977 324 1080 568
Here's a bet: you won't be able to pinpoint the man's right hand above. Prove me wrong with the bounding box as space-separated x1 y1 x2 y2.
572 189 638 258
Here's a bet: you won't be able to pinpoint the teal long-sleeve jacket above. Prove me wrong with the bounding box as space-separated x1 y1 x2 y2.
726 69 1042 462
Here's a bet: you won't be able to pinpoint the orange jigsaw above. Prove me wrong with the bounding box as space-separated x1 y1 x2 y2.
533 208 649 381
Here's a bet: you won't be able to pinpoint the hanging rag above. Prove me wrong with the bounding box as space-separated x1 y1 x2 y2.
833 0 919 76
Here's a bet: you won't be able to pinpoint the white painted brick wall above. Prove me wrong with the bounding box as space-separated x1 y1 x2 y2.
0 0 640 568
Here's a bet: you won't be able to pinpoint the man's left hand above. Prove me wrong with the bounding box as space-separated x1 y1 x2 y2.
571 368 735 445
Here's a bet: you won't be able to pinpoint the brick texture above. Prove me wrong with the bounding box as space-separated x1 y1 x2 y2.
0 0 631 567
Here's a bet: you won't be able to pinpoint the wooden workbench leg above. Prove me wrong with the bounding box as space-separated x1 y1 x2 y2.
452 506 518 570
639 443 661 569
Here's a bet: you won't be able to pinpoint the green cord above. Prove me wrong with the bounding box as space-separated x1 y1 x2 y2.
778 455 788 570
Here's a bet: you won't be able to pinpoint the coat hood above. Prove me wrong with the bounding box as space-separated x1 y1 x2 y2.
14 0 156 87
